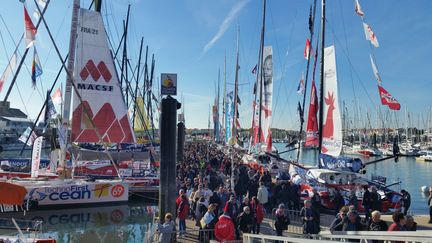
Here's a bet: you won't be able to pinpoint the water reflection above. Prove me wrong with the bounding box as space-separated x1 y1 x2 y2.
2 203 157 243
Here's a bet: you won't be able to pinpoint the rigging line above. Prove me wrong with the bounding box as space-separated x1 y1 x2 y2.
337 0 359 127
108 0 121 43
0 15 45 103
325 20 378 115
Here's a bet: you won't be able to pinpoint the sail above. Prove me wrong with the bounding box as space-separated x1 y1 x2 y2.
71 9 135 143
321 46 342 156
134 95 150 132
305 79 319 147
31 136 44 178
262 46 273 152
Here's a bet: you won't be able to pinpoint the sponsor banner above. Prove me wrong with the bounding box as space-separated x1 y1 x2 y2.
72 9 135 143
318 154 364 173
26 181 128 205
161 73 177 95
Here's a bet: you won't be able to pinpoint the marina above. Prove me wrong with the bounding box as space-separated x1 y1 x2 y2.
0 0 431 242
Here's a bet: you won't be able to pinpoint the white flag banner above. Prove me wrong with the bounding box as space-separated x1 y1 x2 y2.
0 53 17 92
370 54 382 84
321 46 342 157
363 22 379 47
31 136 44 178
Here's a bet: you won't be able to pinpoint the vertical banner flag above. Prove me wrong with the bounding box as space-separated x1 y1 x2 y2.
363 22 379 48
297 72 305 94
304 38 312 60
0 53 17 92
355 0 365 17
369 54 382 84
31 136 44 178
321 46 342 157
378 85 401 110
31 47 43 87
225 92 234 143
24 6 37 48
262 46 273 152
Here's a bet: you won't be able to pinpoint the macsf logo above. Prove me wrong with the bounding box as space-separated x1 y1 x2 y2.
80 60 112 83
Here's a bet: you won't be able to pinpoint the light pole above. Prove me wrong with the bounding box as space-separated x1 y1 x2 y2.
228 137 235 191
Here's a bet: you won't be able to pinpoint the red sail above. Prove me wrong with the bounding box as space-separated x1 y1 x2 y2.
378 85 401 110
305 80 319 147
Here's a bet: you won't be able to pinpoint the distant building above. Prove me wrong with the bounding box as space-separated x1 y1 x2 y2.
0 101 32 140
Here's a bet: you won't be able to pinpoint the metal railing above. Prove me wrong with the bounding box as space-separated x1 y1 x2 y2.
243 230 432 243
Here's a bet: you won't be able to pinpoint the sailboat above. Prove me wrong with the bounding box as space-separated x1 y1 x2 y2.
283 0 402 212
4 0 132 210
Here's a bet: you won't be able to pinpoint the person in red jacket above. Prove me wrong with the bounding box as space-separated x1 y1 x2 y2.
250 196 264 234
176 189 185 211
214 212 235 242
388 211 407 231
177 194 190 236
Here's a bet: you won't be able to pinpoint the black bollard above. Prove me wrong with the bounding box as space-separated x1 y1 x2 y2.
159 96 179 219
177 122 185 161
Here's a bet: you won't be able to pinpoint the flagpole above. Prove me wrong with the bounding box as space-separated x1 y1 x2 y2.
318 0 326 161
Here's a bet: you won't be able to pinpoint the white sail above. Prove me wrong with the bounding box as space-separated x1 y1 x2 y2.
321 45 342 157
71 9 135 143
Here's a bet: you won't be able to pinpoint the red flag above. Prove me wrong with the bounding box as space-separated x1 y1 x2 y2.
304 38 312 60
378 85 400 110
52 87 62 105
24 6 37 48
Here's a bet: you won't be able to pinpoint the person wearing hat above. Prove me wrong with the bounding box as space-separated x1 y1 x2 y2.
237 206 254 235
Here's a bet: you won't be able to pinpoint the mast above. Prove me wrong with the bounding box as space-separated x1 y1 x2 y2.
222 53 227 141
217 68 221 143
61 0 79 169
232 26 240 142
318 0 326 157
132 37 144 130
120 5 130 107
257 0 266 145
296 0 317 162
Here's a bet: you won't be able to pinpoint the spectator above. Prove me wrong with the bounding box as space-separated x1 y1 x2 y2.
274 204 290 237
288 180 301 211
388 212 406 231
177 194 189 236
237 206 254 235
405 215 417 231
369 186 381 212
342 211 364 231
214 213 235 242
257 182 269 208
250 196 264 234
279 184 290 208
428 192 432 223
347 189 358 210
240 197 250 213
332 189 345 216
367 210 388 231
300 199 320 234
156 213 175 243
200 203 218 241
400 189 411 216
362 185 372 220
330 206 349 233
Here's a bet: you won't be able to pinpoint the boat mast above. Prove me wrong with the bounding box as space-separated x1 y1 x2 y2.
223 53 226 141
232 26 240 143
318 0 326 158
120 5 131 107
257 0 266 145
217 68 221 143
132 37 144 130
61 0 79 169
296 0 317 162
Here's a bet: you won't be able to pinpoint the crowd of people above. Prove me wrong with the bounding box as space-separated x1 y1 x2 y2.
154 141 425 243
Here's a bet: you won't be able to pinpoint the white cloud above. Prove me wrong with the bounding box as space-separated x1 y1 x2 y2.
202 0 250 56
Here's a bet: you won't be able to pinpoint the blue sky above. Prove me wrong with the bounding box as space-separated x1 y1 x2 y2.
0 0 431 130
